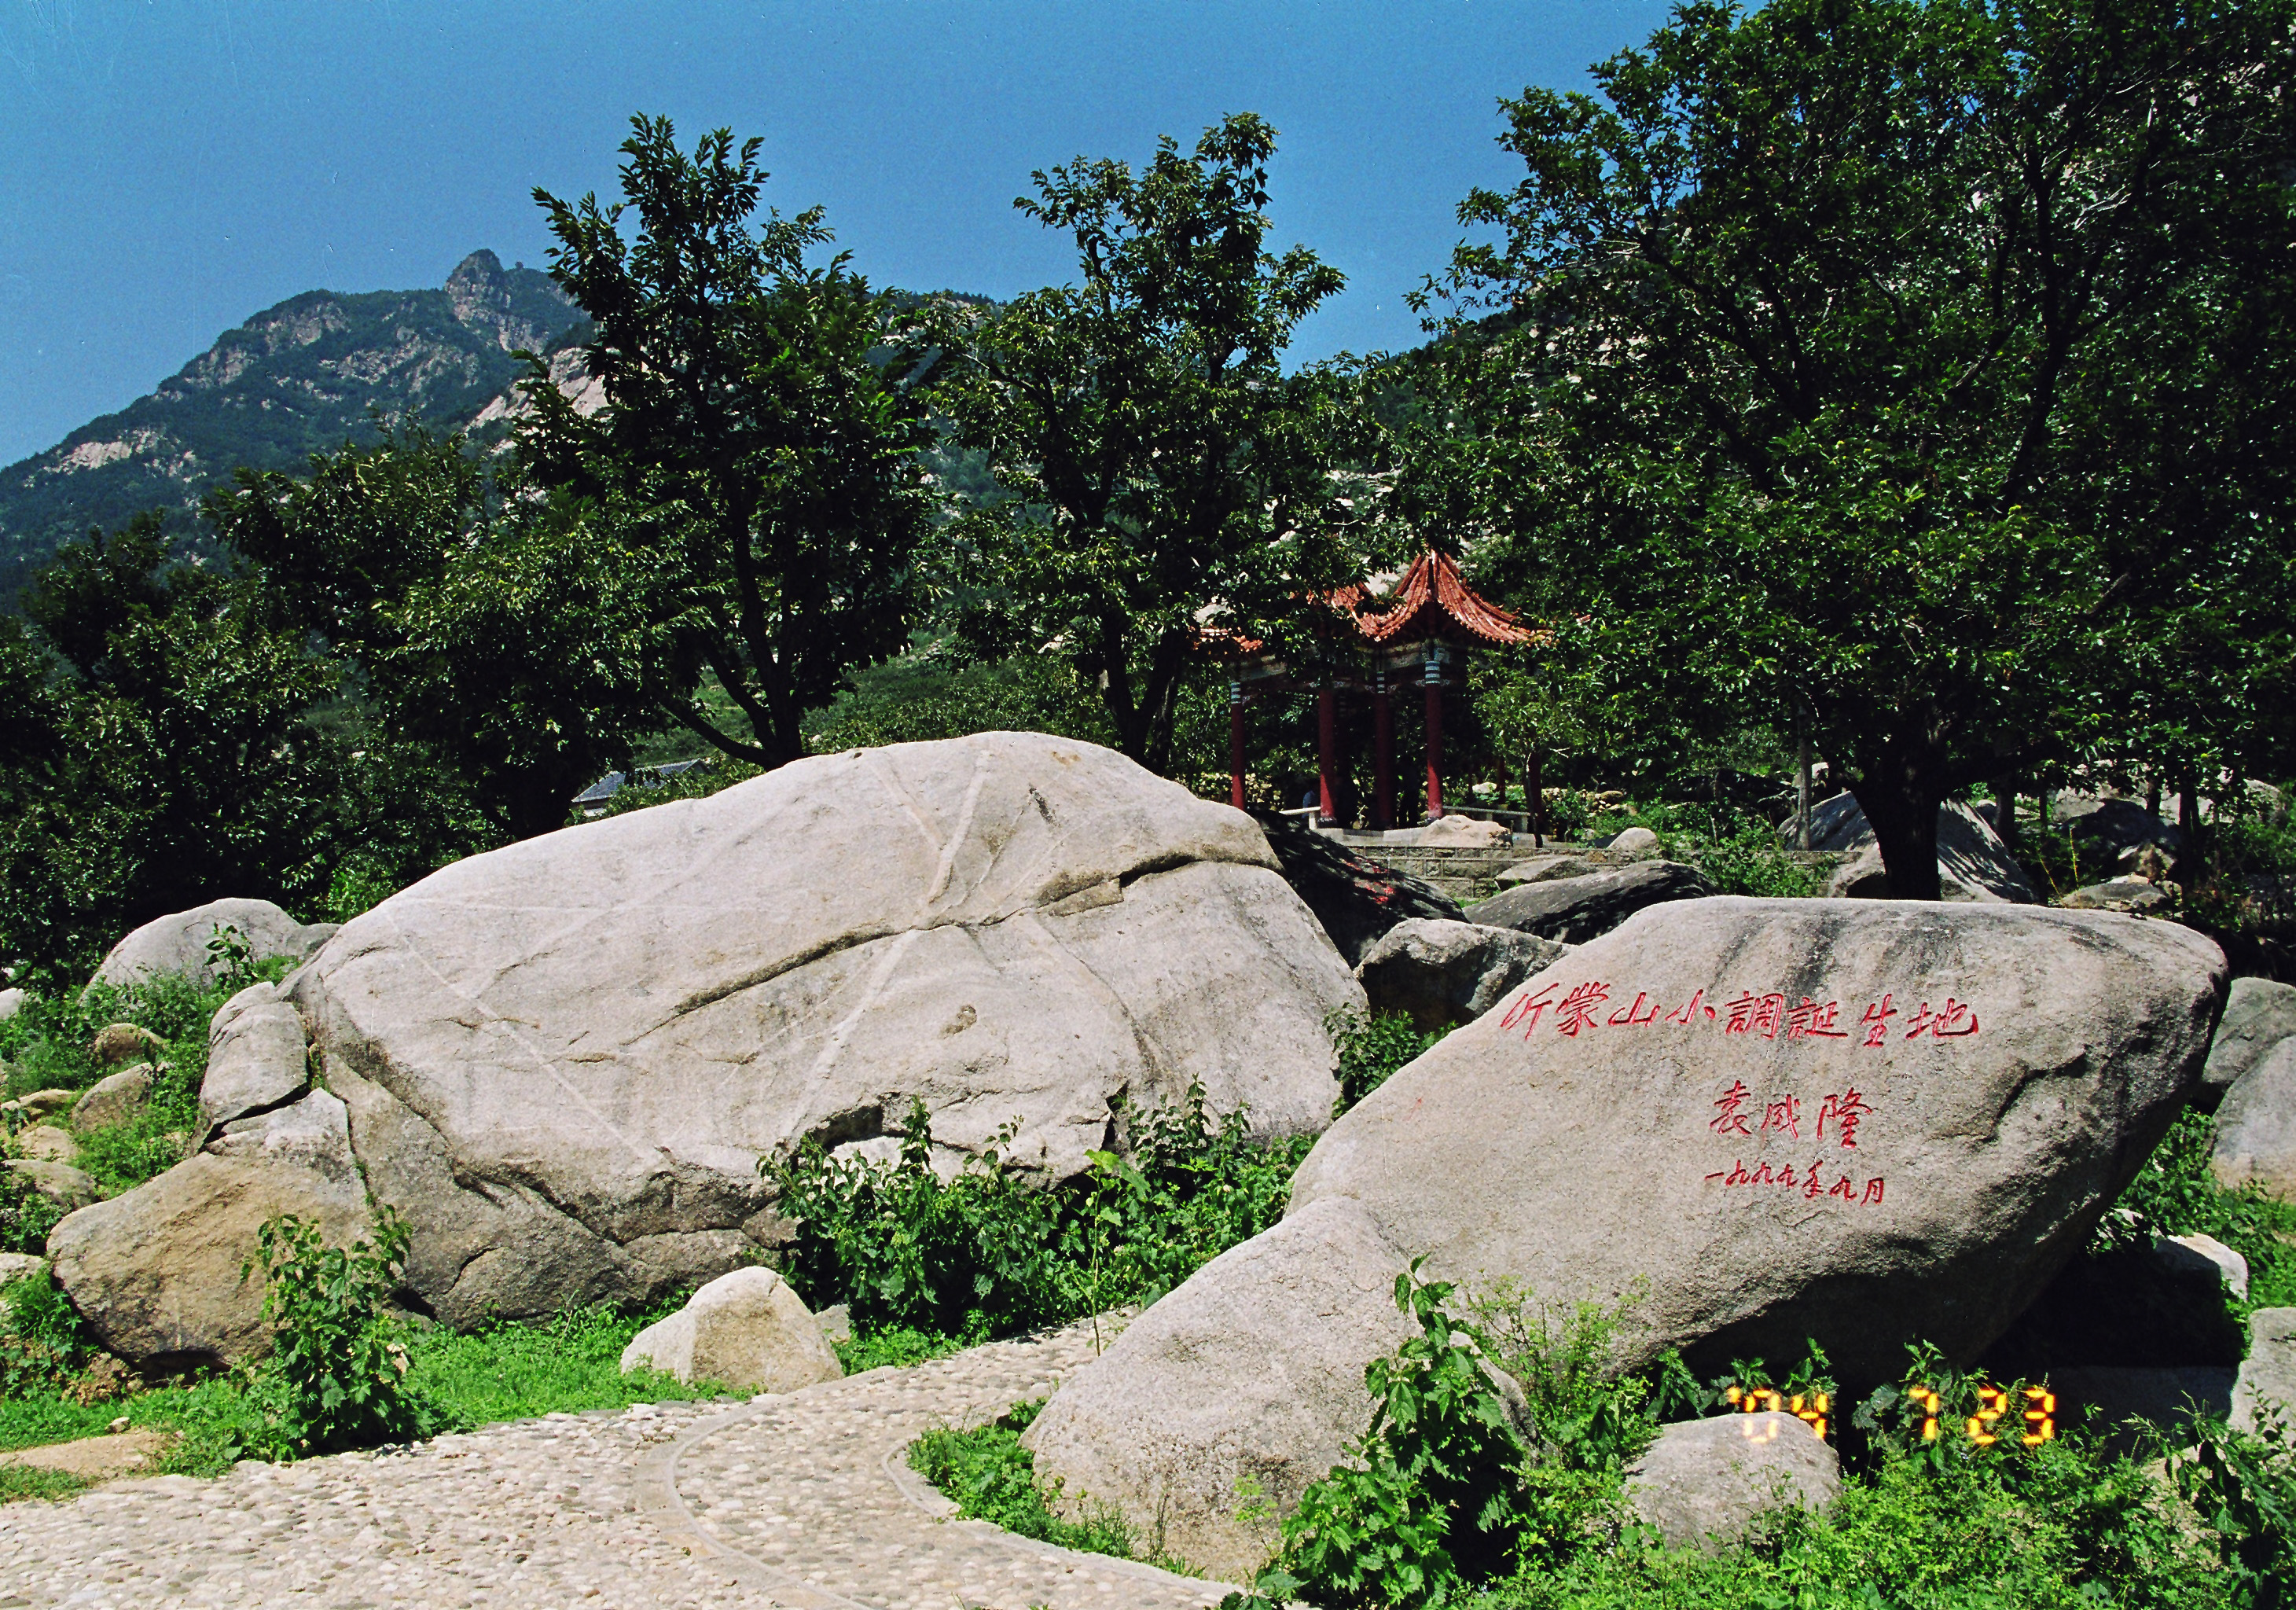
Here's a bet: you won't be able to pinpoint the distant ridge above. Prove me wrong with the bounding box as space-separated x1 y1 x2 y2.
0 250 584 599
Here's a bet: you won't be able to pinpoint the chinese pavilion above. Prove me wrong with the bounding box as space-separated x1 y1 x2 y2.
1222 548 1544 829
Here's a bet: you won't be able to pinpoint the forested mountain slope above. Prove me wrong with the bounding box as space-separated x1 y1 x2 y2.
0 250 582 597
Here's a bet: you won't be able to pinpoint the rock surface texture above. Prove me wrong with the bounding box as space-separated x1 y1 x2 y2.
2060 878 2172 914
1468 860 1716 943
69 1064 155 1130
1496 855 1604 887
1248 807 1464 963
2202 976 2296 1111
2234 1307 2296 1433
1798 793 2039 904
48 1090 369 1369
1032 899 2225 1554
1626 1413 1842 1550
619 1266 843 1393
197 981 311 1141
1354 918 1569 1031
2212 1038 2296 1200
1024 1197 1421 1582
92 898 335 987
286 733 1360 1329
1420 814 1512 847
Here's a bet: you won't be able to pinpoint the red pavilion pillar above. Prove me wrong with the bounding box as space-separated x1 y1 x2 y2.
1228 682 1247 810
1424 656 1444 821
1317 685 1339 826
1372 671 1393 829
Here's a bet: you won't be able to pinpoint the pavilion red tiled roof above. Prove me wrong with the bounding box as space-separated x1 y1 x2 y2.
1337 549 1545 649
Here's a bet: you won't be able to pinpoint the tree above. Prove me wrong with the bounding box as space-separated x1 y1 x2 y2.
1415 0 2296 895
936 114 1354 774
520 116 937 770
208 427 667 844
0 516 341 979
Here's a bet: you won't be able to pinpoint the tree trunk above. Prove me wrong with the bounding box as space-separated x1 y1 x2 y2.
1850 773 1944 901
1992 771 2020 857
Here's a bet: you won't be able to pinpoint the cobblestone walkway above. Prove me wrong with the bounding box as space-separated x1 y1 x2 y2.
0 1318 1233 1610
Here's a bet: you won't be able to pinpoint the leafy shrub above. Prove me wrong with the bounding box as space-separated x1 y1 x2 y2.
405 1296 720 1425
2176 1408 2296 1607
0 1169 64 1258
1690 823 1822 899
0 971 220 1099
241 1208 433 1454
1232 1266 1547 1610
0 1267 93 1395
909 1399 1148 1560
1329 1009 1450 1116
767 1085 1308 1344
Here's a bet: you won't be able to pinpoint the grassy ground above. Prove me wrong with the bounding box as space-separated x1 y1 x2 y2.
0 1297 733 1503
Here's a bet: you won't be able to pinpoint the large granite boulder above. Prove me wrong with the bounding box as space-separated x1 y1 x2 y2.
93 899 334 988
2201 977 2296 1112
1031 899 2223 1555
619 1265 843 1392
1795 793 2038 904
1466 861 1715 943
1354 919 1567 1031
48 1090 368 1369
287 733 1360 1329
1626 1413 1840 1550
1022 1196 1421 1582
2213 1038 2296 1200
2050 792 2184 866
1248 808 1464 964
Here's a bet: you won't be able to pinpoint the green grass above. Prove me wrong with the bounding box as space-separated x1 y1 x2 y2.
0 1464 87 1504
0 1298 731 1499
835 1325 971 1375
909 1399 1176 1567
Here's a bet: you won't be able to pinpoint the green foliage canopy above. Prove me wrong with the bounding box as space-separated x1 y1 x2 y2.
520 116 938 770
936 114 1357 774
1414 0 2296 895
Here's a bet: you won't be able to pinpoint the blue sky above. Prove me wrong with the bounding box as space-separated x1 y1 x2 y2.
0 0 1676 465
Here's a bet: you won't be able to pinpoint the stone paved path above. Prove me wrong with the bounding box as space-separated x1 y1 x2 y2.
0 1318 1233 1610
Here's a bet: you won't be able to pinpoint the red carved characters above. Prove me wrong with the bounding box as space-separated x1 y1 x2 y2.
1702 1161 1886 1205
1904 998 1980 1038
1711 1080 1755 1136
1504 979 1978 1046
1786 998 1849 1039
1554 980 1610 1037
1817 1088 1873 1147
1725 991 1787 1038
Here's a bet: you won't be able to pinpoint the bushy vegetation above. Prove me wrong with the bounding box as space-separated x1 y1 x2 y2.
767 1084 1307 1347
1330 1009 1451 1115
2096 1108 2296 1310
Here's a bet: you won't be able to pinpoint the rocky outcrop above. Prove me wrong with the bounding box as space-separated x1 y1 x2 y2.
1607 826 1661 857
282 733 1359 1329
1626 1413 1840 1550
197 983 310 1141
2234 1307 2296 1433
1495 855 1604 888
1247 809 1464 964
2201 977 2296 1112
1030 899 2224 1553
2 1160 97 1213
92 899 333 988
1354 919 1567 1031
47 1090 369 1370
1023 1197 1420 1583
1466 862 1715 943
619 1266 843 1393
68 1067 154 1130
2213 1038 2296 1200
1796 793 2038 904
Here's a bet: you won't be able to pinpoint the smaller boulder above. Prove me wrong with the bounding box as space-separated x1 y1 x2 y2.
2213 1039 2296 1200
0 1251 46 1289
1467 861 1716 943
90 1024 165 1068
2162 1233 2249 1301
1799 793 2037 903
2234 1307 2296 1434
1607 825 1661 857
1496 855 1604 887
1354 919 1567 1031
1626 1413 1840 1551
2 1160 98 1212
1421 814 1512 848
197 983 309 1141
2051 1367 2236 1438
0 987 24 1021
0 1089 76 1123
71 1066 156 1132
2200 977 2296 1112
17 1126 81 1165
2060 878 2173 915
619 1266 843 1393
92 898 333 988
